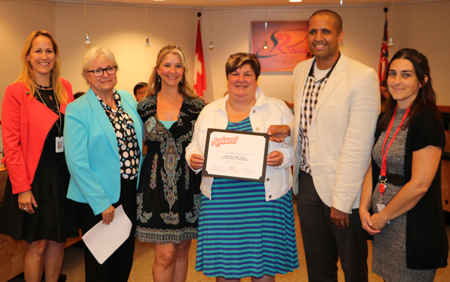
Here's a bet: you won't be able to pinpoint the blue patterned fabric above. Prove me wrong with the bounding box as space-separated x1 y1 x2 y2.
195 117 299 278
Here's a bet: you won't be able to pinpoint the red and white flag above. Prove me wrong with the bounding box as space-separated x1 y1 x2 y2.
378 13 389 81
194 19 206 97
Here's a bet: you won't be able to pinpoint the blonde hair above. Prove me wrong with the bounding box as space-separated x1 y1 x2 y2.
81 47 118 85
17 30 67 104
147 45 197 99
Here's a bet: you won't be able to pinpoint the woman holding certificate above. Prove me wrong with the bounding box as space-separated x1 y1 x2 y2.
64 47 143 282
186 52 299 282
359 48 448 281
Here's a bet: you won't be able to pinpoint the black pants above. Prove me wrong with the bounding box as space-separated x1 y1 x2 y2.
297 171 368 282
78 178 137 282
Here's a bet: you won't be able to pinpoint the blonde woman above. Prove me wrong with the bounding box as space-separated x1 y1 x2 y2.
0 30 78 282
136 45 204 282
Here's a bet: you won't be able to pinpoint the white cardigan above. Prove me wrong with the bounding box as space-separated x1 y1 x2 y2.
185 87 294 201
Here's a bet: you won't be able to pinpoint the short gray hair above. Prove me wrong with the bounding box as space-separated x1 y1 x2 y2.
81 47 118 84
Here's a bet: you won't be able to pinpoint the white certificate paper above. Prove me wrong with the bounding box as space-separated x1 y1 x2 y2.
202 129 269 182
82 205 132 264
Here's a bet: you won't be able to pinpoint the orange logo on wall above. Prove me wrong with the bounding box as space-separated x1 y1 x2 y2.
251 21 312 72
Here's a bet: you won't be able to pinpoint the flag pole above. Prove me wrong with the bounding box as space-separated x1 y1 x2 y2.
194 12 206 97
378 7 389 81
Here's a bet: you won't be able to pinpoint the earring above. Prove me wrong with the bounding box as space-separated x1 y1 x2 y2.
158 77 160 83
181 79 184 84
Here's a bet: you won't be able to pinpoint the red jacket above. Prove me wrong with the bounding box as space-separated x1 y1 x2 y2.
1 79 74 194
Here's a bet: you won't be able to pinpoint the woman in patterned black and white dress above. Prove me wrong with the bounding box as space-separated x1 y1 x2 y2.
136 45 204 282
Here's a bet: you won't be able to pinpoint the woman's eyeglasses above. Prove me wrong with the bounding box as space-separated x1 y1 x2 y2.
87 66 118 77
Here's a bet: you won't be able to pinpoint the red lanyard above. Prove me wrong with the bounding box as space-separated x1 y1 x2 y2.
379 106 410 195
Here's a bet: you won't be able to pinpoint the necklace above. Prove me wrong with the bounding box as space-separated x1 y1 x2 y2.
35 82 53 90
35 88 64 153
35 89 63 136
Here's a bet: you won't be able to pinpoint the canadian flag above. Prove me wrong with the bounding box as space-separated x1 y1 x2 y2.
194 19 206 97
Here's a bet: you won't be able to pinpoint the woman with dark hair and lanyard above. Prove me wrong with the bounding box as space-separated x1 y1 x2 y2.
359 48 448 281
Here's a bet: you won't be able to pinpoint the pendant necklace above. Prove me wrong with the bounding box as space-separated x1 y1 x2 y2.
35 87 64 153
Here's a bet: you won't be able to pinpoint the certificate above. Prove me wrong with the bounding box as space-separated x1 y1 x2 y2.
202 129 269 182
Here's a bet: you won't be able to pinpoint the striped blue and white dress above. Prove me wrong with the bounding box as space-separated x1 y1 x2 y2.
195 117 299 279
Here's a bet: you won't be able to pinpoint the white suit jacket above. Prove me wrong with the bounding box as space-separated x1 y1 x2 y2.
292 54 380 213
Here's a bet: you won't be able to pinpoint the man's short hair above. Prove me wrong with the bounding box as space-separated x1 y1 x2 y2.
308 9 343 33
133 82 147 95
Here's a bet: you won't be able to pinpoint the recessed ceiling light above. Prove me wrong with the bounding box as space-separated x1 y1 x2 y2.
290 0 302 2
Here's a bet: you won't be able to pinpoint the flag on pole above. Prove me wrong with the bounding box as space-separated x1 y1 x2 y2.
194 19 206 97
378 10 389 81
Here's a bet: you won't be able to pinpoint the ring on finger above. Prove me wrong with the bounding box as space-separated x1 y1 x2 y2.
23 207 27 211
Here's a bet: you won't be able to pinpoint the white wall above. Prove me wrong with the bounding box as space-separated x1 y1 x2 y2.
199 5 384 102
389 1 450 106
0 0 56 115
0 0 449 116
54 3 197 96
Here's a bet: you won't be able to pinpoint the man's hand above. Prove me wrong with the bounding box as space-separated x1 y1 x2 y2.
190 154 204 170
267 125 290 142
266 151 283 167
330 207 350 229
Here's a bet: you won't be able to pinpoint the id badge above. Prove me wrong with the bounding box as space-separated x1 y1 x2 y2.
376 203 386 213
56 136 64 153
376 203 390 224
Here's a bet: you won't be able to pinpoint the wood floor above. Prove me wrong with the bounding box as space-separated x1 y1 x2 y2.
10 200 450 282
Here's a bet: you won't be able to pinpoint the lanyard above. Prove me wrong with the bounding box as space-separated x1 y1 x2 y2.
378 105 410 196
35 89 63 136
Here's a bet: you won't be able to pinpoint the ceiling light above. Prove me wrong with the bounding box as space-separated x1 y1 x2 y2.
144 0 150 47
209 2 214 49
289 0 302 2
83 0 91 45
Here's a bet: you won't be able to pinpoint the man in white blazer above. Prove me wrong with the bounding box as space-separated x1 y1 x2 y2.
269 10 379 281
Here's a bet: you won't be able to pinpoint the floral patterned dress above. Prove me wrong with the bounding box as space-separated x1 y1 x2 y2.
135 94 204 244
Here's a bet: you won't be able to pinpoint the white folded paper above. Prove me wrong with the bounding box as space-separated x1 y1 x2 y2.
82 205 132 264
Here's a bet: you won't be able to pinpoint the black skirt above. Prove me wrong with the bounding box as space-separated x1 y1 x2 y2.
0 117 79 243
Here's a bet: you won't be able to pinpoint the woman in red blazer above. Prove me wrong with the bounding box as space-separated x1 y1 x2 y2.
0 30 78 282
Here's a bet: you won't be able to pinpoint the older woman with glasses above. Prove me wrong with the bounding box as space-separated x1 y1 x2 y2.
64 47 143 282
186 53 299 282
